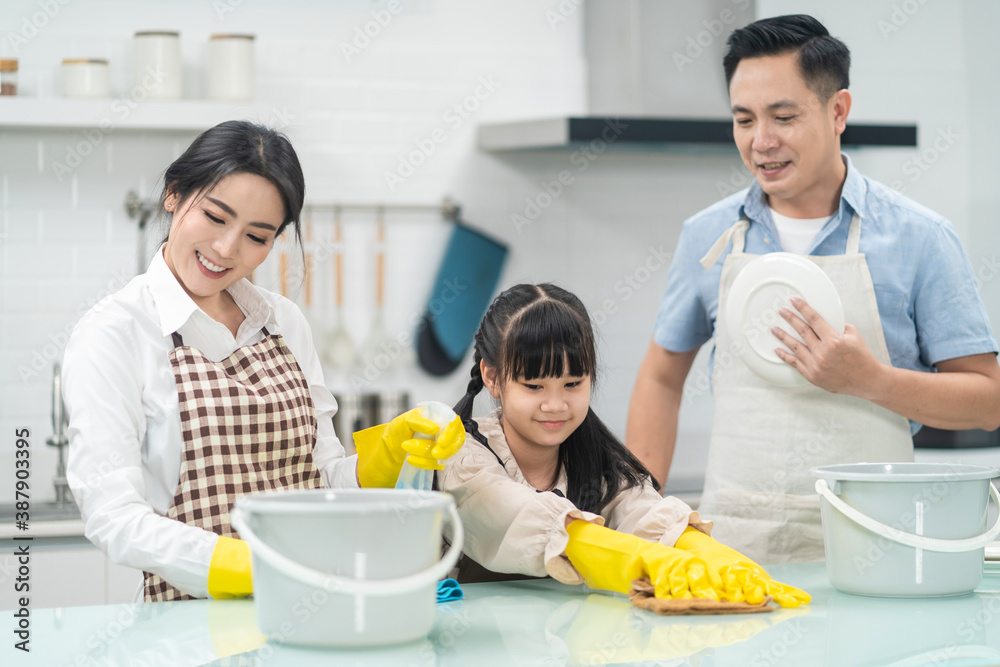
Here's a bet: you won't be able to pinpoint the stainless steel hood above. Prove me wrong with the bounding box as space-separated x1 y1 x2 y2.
478 0 916 151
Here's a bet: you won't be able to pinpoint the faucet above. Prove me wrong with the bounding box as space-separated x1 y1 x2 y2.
46 362 71 506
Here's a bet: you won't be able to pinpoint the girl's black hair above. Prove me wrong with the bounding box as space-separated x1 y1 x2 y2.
158 119 306 248
454 283 660 513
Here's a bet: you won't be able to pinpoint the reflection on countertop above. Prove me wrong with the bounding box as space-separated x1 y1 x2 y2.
18 562 1000 667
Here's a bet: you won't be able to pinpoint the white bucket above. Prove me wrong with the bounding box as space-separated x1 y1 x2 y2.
812 463 1000 597
229 488 463 647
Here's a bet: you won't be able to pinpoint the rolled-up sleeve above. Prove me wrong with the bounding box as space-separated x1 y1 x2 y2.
602 484 711 546
911 221 998 366
653 219 715 353
64 313 217 598
440 440 603 584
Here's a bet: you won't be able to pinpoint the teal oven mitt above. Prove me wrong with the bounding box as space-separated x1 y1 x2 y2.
417 221 508 376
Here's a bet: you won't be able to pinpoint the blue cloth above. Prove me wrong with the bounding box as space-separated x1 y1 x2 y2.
653 154 998 434
436 578 463 603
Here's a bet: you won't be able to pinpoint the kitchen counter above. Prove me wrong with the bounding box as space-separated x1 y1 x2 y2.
11 562 1000 666
0 519 85 540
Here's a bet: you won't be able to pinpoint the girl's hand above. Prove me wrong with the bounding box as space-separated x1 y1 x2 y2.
674 527 811 608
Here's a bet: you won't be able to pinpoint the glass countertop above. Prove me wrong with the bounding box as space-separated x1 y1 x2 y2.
12 562 1000 666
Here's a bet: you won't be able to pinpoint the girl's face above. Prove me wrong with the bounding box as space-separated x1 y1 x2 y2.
163 173 284 311
483 359 592 451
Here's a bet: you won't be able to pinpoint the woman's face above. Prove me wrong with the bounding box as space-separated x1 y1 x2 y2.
483 359 592 452
163 172 285 310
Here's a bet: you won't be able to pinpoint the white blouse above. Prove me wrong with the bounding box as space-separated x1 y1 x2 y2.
63 245 358 598
440 409 710 584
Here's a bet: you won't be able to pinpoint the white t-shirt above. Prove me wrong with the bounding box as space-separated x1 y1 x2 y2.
769 207 833 254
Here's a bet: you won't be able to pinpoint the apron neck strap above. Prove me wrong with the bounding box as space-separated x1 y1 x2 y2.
170 326 271 350
845 212 862 255
699 218 750 269
699 212 862 268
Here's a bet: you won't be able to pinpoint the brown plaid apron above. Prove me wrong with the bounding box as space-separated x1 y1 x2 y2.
144 326 324 602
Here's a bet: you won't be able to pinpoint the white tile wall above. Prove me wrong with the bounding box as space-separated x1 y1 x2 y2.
1 0 998 508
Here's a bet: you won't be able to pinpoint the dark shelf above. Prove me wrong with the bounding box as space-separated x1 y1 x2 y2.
913 425 1000 450
478 117 918 151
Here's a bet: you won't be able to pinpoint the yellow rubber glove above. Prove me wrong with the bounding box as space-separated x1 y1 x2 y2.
673 527 811 608
564 520 722 600
354 408 466 488
207 536 253 599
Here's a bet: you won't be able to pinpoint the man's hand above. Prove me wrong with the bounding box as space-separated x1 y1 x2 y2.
771 296 887 399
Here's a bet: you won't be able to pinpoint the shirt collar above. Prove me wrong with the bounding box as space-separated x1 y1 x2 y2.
146 244 276 337
739 153 868 224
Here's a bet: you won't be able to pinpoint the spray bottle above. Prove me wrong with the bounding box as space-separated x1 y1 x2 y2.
394 401 457 491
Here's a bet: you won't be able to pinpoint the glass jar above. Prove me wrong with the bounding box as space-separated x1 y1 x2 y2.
61 58 111 98
207 34 255 102
0 59 18 96
133 31 182 99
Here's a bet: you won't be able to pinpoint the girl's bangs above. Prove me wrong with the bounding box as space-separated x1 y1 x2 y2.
501 301 595 382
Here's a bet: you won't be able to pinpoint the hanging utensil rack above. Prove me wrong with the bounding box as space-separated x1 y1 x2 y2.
124 191 461 278
125 192 462 226
302 198 461 222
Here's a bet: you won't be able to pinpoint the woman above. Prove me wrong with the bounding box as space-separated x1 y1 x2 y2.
63 121 462 602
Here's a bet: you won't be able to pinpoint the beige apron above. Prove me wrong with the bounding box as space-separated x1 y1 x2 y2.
695 214 913 564
144 327 324 601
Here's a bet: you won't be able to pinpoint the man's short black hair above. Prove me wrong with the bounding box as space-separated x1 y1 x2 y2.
723 14 850 102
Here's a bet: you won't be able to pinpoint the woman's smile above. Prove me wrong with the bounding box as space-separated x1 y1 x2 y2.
195 250 232 277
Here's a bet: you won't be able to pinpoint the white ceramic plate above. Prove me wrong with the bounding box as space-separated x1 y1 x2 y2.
725 253 845 386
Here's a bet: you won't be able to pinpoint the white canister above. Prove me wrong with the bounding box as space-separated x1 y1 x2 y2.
133 31 182 100
61 59 111 98
207 34 255 102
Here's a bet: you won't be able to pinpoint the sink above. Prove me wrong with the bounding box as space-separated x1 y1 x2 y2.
0 501 81 523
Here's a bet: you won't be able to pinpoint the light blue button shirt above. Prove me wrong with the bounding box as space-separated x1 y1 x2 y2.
653 155 998 434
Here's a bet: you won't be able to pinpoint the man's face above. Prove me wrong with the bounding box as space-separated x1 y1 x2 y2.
729 51 848 214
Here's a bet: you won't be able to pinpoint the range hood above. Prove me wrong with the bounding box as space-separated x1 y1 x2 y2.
478 117 917 151
478 1 916 152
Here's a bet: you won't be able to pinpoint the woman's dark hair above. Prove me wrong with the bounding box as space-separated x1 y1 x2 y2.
723 14 850 103
454 283 659 513
158 119 305 246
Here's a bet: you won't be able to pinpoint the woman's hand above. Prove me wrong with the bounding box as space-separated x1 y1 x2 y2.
354 408 466 488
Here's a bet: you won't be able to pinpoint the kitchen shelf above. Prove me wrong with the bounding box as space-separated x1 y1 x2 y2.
913 425 1000 449
0 96 264 132
477 116 918 151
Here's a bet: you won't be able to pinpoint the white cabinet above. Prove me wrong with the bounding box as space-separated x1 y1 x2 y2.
0 537 142 610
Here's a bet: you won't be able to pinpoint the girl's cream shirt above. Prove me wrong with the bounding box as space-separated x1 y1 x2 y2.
440 409 710 584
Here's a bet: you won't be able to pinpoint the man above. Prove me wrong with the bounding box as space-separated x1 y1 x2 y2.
627 14 1000 564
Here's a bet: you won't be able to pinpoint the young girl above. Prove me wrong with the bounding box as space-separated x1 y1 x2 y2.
63 120 462 603
440 283 809 606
